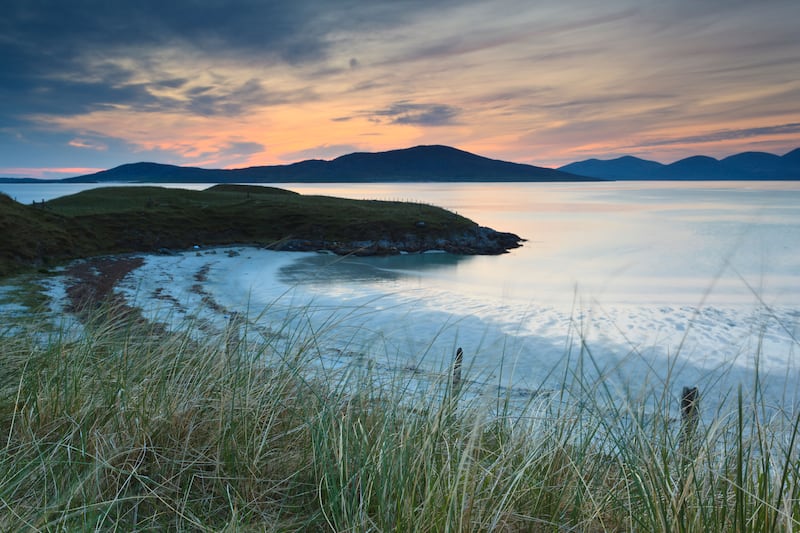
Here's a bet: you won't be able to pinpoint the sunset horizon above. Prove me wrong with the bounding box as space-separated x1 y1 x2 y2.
3 0 799 179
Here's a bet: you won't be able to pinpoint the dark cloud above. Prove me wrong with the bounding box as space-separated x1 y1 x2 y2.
540 93 677 111
0 76 165 122
384 7 636 66
1 1 325 70
218 141 266 158
637 123 800 147
0 0 462 122
348 80 390 93
0 1 466 75
371 102 461 126
184 79 316 116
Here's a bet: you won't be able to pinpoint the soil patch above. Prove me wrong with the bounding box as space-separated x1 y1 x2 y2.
65 256 145 319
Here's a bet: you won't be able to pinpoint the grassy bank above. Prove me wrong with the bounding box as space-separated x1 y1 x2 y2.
0 184 484 277
1 306 799 531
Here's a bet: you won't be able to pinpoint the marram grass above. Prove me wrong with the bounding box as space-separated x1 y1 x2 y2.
0 308 799 531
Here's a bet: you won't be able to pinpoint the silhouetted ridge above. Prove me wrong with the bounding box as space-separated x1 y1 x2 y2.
326 145 569 179
560 155 663 180
63 162 219 183
65 145 589 183
559 147 800 180
781 147 800 164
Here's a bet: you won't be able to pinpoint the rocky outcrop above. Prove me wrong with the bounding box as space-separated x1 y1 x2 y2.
272 226 523 256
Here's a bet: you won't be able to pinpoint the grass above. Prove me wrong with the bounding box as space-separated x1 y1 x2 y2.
1 299 799 531
0 184 480 277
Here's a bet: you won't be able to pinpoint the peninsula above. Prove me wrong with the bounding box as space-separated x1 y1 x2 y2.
0 184 522 277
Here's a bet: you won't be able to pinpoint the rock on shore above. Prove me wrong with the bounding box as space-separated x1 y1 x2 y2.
272 226 523 256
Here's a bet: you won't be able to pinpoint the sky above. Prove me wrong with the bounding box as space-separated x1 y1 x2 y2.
2 0 799 179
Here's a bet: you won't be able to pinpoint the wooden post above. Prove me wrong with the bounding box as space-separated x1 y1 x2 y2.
452 347 463 390
680 386 699 443
444 347 464 421
677 386 699 524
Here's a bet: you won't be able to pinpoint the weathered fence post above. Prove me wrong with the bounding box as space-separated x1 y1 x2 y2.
452 347 463 390
676 385 699 525
680 386 699 449
444 347 465 423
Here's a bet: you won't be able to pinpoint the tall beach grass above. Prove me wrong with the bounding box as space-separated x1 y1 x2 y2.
1 302 799 531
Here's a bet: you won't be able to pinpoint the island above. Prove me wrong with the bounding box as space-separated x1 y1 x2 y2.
60 145 589 183
0 184 522 277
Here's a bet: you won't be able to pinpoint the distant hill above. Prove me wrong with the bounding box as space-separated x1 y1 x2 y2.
0 177 45 183
555 155 665 180
64 145 590 183
560 148 800 180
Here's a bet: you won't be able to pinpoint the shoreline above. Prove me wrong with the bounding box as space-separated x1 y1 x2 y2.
269 225 524 256
2 243 799 422
64 256 145 313
44 221 525 322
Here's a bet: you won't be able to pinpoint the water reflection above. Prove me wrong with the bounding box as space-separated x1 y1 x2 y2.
279 251 474 285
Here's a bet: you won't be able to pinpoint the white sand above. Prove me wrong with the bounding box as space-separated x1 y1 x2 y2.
3 244 788 417
96 246 800 417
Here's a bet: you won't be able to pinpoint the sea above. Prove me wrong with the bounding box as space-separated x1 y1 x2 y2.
3 181 799 416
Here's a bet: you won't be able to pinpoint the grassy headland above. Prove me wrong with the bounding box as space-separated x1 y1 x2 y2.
1 308 798 531
0 184 520 277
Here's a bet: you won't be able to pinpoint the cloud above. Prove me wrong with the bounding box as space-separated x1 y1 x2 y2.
370 102 461 126
170 140 267 168
636 123 800 148
2 0 800 171
68 138 109 151
0 1 463 123
218 141 266 158
0 76 163 121
183 79 316 116
0 0 468 80
1 1 329 71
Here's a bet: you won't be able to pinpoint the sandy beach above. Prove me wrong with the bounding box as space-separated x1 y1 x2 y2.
6 244 789 419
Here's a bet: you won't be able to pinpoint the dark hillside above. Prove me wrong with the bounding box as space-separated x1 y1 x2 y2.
721 152 785 179
65 145 589 183
561 147 800 180
322 145 573 180
559 155 664 180
0 194 95 275
1 185 521 277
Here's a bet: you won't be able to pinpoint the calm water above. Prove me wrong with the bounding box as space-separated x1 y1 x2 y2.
270 181 800 307
5 180 797 306
6 181 800 409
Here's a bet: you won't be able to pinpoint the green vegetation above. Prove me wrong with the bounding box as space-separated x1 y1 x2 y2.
0 185 480 277
1 306 798 531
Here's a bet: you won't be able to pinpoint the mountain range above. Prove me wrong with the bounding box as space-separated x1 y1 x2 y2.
559 148 800 180
2 145 799 183
59 145 589 183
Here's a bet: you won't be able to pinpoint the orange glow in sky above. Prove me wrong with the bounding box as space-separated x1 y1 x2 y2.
1 1 799 178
